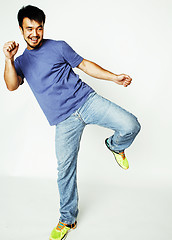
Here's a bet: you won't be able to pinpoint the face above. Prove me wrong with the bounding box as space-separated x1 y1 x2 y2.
20 17 44 50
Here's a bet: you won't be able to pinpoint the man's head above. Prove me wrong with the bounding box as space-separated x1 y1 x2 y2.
18 5 46 50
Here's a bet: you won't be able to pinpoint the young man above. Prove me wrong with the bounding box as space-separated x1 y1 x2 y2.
3 5 141 240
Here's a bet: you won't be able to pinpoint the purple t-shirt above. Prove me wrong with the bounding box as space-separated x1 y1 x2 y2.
14 39 93 125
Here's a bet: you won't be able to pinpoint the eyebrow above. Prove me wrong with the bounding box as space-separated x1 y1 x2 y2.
26 25 43 29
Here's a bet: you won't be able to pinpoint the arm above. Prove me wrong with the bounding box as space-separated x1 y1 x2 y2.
77 59 132 87
3 41 22 91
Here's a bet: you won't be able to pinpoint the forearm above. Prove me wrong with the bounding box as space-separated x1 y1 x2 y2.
4 58 20 91
79 59 117 82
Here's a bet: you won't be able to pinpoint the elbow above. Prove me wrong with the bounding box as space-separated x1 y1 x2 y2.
7 87 17 92
6 83 18 91
4 75 20 91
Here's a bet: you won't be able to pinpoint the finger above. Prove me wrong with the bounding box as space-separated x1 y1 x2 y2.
123 81 131 87
5 41 15 48
5 41 14 47
126 78 132 82
4 41 16 47
126 74 131 78
124 81 130 85
8 43 17 52
126 81 132 85
125 75 132 81
6 43 14 52
7 46 12 52
126 77 132 82
3 43 13 50
10 42 16 50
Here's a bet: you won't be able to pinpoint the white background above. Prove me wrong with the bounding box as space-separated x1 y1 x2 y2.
0 0 172 239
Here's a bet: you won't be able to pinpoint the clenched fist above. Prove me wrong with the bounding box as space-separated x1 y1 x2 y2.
115 74 132 87
3 41 19 60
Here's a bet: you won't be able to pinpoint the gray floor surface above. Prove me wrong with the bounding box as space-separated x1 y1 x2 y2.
0 176 172 240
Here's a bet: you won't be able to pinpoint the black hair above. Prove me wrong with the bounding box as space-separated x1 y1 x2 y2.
17 5 46 28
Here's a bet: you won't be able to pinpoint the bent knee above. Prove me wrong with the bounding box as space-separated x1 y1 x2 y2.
132 118 141 135
136 120 141 134
122 117 141 137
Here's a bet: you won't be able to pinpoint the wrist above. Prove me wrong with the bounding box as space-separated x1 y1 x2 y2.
5 57 14 63
112 74 118 82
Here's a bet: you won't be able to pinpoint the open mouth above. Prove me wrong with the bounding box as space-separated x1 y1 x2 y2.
29 37 40 44
26 36 43 49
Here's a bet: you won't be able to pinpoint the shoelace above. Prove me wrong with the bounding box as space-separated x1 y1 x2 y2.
56 221 76 231
56 222 67 231
118 151 126 160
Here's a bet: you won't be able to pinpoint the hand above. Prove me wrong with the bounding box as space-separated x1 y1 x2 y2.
114 74 132 87
3 41 19 60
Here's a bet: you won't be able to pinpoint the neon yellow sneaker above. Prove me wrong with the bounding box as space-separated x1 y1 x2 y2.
105 139 129 170
49 221 77 240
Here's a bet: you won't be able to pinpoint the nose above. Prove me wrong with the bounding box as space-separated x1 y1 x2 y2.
32 29 38 36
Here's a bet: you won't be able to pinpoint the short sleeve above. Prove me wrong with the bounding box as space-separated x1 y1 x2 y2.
14 57 24 85
60 41 83 68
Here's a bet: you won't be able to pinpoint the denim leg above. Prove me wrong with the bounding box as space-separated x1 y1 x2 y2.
55 113 85 224
78 92 141 152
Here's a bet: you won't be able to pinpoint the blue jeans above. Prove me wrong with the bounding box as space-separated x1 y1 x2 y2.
55 92 141 224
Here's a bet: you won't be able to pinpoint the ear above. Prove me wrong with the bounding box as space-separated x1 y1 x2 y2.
19 26 24 35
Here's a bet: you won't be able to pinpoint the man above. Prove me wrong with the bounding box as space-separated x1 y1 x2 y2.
3 5 141 240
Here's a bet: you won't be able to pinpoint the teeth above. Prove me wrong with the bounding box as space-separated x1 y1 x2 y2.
30 38 38 41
